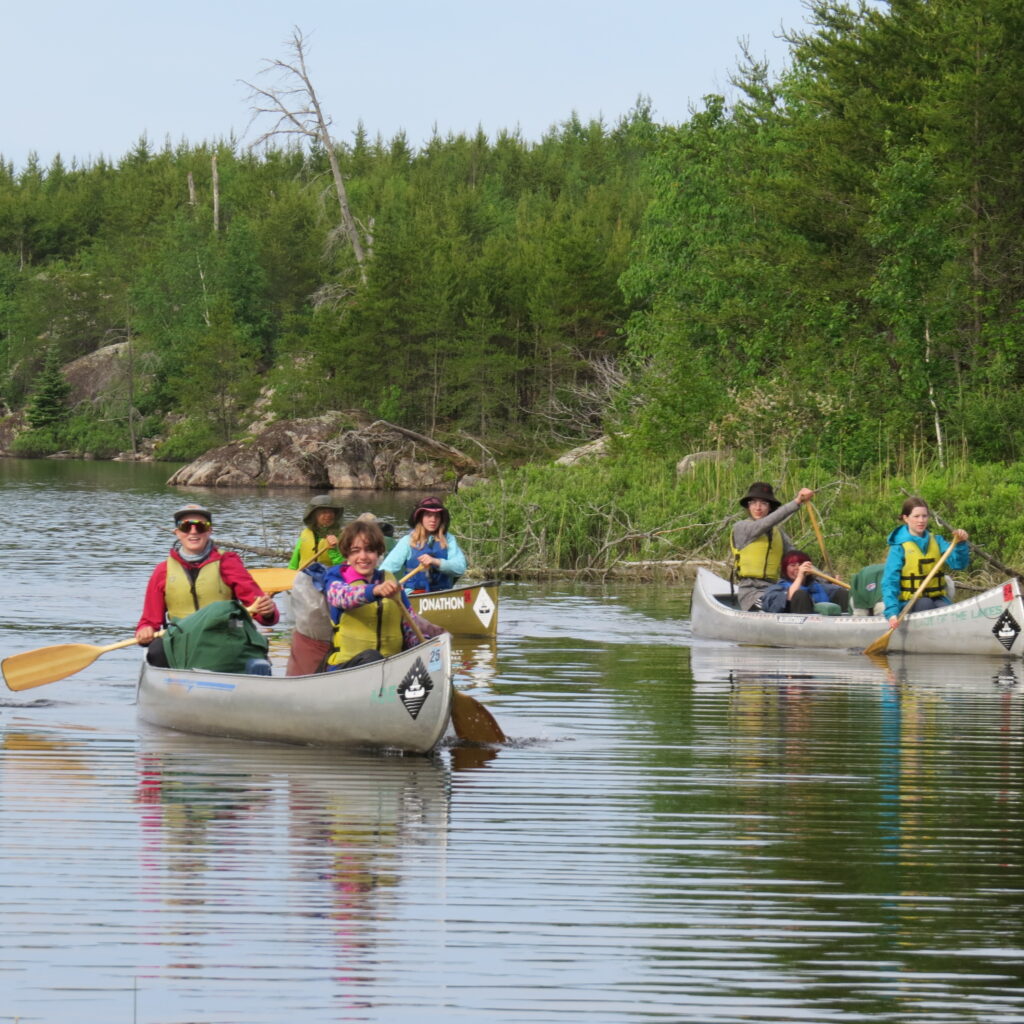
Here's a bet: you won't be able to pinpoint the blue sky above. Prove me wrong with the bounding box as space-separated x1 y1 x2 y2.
3 0 821 171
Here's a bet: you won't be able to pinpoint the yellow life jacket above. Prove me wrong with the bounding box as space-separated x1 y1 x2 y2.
732 530 785 581
165 557 232 621
898 533 946 602
297 527 338 567
327 571 404 665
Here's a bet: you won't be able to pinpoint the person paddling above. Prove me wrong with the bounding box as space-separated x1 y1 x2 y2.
135 504 278 670
731 482 815 611
322 519 442 670
381 496 467 594
882 497 969 629
288 495 345 569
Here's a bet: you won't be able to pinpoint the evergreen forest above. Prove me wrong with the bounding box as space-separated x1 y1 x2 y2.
4 1 1024 574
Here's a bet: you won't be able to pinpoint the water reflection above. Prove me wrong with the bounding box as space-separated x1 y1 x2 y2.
135 732 451 1013
2 462 1023 1023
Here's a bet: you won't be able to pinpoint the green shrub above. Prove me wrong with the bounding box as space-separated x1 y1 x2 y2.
154 418 221 462
62 413 132 459
9 427 65 457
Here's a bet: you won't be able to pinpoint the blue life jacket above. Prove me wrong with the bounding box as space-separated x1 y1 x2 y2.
402 536 454 592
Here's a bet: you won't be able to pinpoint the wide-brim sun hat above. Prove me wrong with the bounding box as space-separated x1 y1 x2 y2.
303 494 345 528
409 496 450 530
739 482 781 511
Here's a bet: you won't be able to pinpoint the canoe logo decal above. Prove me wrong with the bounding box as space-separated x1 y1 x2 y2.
992 610 1021 651
472 588 495 629
398 657 434 719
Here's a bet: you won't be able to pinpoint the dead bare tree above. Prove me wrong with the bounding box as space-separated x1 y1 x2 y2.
243 27 368 282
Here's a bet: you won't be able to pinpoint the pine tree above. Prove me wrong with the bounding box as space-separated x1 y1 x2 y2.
26 347 71 429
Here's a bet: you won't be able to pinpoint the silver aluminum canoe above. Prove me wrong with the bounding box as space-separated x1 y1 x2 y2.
690 567 1024 658
410 581 499 637
136 634 453 754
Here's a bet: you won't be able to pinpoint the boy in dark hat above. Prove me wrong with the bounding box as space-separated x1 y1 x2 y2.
730 482 815 611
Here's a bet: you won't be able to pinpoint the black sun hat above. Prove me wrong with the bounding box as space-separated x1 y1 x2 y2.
739 482 781 511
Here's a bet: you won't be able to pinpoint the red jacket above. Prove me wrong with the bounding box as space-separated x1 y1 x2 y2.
136 547 279 632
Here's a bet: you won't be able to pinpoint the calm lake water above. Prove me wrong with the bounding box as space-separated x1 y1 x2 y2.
0 459 1021 1024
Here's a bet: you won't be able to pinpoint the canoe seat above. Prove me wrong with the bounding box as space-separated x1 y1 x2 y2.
813 601 843 616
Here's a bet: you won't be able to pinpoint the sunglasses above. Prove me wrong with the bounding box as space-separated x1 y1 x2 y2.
177 520 211 534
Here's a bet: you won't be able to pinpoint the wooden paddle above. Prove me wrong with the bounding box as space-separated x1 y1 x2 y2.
3 599 265 693
809 568 851 590
3 634 160 692
391 596 506 744
806 502 832 574
250 544 332 596
863 540 958 657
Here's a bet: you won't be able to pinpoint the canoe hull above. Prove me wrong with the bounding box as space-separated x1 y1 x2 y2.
691 568 1024 658
136 634 453 754
411 581 499 638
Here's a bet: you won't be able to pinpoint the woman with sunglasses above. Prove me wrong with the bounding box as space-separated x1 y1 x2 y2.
135 503 278 665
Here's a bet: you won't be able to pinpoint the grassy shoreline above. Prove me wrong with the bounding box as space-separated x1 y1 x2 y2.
449 455 1024 589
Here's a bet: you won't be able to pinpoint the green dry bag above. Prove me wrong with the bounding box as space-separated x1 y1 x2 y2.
163 599 269 672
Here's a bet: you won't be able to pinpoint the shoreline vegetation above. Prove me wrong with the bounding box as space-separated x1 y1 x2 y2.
5 4 1024 592
215 455 1024 590
444 456 1024 589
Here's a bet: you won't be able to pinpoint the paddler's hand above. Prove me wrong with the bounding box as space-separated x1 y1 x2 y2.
373 579 400 599
952 529 969 543
417 553 440 568
326 533 338 547
796 487 815 505
251 595 276 619
888 615 900 630
135 625 155 645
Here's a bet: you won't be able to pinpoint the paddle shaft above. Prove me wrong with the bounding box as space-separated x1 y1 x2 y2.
863 539 959 656
393 595 425 641
299 542 331 571
806 503 832 573
808 568 850 590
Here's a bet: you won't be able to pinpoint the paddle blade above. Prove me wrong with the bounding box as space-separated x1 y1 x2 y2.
4 643 107 691
863 628 895 658
451 689 506 744
248 568 297 596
